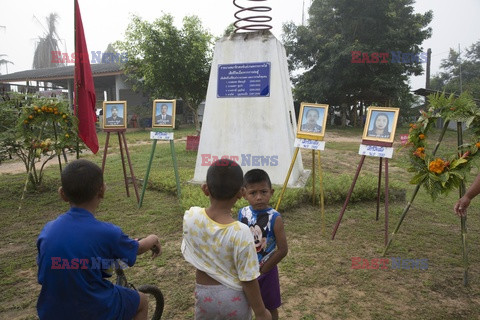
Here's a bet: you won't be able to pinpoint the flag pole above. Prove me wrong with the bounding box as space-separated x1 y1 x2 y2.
74 0 80 159
73 0 99 154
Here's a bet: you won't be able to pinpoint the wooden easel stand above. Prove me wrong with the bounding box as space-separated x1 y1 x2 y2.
331 141 391 246
101 129 140 203
138 131 181 208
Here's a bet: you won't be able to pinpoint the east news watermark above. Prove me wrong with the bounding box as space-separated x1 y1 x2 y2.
351 51 428 64
351 257 429 270
51 257 129 270
200 154 279 167
51 51 128 64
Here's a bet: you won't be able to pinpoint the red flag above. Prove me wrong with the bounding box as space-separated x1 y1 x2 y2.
74 0 99 154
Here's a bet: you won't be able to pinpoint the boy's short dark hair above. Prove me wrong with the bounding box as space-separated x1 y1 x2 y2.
244 169 272 188
61 159 104 204
206 159 243 200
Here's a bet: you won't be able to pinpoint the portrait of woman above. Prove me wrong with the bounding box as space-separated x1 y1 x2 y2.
367 112 391 138
362 107 399 143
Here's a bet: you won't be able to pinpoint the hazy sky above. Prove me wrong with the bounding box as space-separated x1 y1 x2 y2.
1 0 479 91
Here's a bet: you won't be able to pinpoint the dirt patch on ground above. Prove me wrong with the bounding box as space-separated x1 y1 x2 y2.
0 160 28 175
280 285 339 320
1 135 398 175
0 151 94 175
0 242 29 256
324 132 362 144
0 139 176 175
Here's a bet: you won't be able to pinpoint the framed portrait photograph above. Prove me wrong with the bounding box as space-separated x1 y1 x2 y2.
103 101 127 129
296 103 329 141
152 100 176 129
362 107 400 143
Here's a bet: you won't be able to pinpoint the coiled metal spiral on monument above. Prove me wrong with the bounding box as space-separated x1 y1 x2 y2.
233 0 272 33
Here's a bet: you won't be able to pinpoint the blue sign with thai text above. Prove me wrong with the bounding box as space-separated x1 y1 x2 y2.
217 62 270 98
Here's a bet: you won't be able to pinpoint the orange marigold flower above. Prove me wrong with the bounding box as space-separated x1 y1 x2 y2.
476 142 480 148
419 134 425 139
413 147 426 159
429 158 446 174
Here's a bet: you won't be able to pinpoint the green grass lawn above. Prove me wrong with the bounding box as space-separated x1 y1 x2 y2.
1 126 480 319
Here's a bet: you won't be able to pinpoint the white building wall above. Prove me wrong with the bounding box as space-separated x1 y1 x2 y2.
115 75 129 101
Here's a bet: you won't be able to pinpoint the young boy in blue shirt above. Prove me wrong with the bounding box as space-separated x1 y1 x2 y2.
238 169 289 320
36 159 161 320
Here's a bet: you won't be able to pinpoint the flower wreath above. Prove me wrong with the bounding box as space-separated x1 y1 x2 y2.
408 92 480 200
19 99 78 157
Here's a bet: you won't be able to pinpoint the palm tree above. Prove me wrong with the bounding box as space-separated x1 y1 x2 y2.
32 13 64 69
0 26 13 74
0 54 13 74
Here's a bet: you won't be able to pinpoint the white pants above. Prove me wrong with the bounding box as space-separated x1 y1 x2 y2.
194 283 252 320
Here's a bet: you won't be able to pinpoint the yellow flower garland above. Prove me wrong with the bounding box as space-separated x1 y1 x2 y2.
408 92 480 199
19 99 78 156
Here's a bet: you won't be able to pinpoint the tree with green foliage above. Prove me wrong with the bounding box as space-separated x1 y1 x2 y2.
0 94 22 163
115 14 214 130
32 13 64 69
430 41 480 99
282 0 432 126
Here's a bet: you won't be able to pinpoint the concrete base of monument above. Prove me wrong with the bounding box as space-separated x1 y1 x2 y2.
191 31 305 187
293 169 311 188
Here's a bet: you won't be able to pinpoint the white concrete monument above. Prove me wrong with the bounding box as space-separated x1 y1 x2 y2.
192 30 307 186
